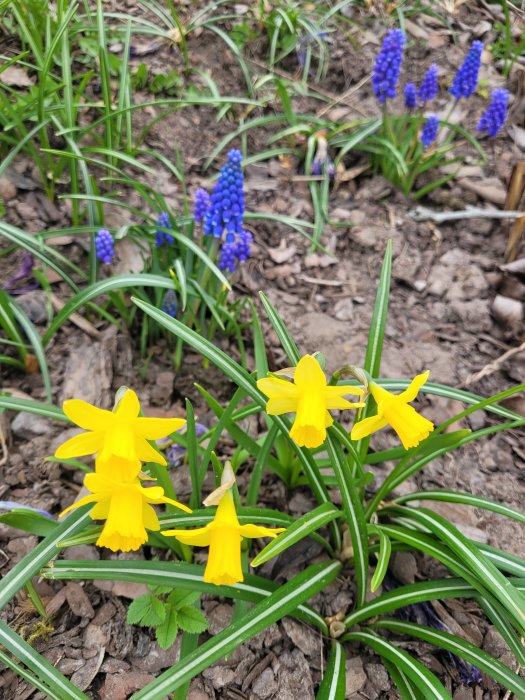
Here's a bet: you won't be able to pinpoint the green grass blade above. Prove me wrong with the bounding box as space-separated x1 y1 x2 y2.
130 561 341 699
10 299 52 402
370 526 391 593
375 619 525 697
364 240 392 378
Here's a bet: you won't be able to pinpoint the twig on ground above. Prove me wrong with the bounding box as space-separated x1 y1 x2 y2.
407 205 525 223
460 339 525 387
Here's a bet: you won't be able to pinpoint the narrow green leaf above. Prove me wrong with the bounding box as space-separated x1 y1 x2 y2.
0 621 88 700
383 659 422 700
44 559 328 632
375 619 525 698
251 502 340 567
316 641 345 700
259 291 301 364
0 395 65 421
131 562 341 699
342 630 451 699
0 508 90 611
0 510 57 537
394 489 525 524
385 507 525 635
10 299 52 402
370 527 392 593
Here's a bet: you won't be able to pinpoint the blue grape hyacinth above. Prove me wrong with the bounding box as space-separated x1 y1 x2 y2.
372 29 406 103
404 83 417 109
95 229 114 265
418 64 438 104
155 212 174 247
203 149 251 273
194 188 211 223
421 115 439 147
161 289 178 318
477 88 509 137
450 41 483 99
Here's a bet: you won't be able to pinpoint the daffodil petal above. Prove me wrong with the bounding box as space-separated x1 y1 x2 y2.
265 397 298 415
204 527 243 585
62 399 112 431
289 420 325 448
59 493 99 518
134 436 167 465
133 417 186 440
325 385 364 398
325 396 365 410
55 431 104 459
293 354 326 388
162 527 212 546
350 414 388 441
115 389 140 420
398 370 430 403
142 502 160 531
257 376 299 399
239 525 285 539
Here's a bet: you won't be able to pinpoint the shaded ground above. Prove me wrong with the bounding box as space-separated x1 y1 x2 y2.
1 2 525 699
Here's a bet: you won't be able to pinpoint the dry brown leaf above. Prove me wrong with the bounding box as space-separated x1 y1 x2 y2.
0 65 34 87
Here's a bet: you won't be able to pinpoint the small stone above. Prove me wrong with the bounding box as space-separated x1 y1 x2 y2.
345 657 366 696
11 412 50 440
187 678 212 700
390 551 418 584
365 662 391 692
15 291 49 324
202 666 236 689
281 618 319 657
100 671 155 700
207 603 233 634
0 176 17 201
492 294 523 326
63 544 100 561
83 623 108 649
65 582 95 619
414 279 426 292
251 667 278 698
333 298 354 321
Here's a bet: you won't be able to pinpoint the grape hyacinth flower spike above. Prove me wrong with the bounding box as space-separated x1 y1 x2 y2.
418 64 438 104
477 88 509 137
202 149 251 273
404 83 417 109
161 290 178 318
95 229 115 265
372 29 406 103
154 212 174 247
450 41 483 99
421 115 439 148
194 188 210 223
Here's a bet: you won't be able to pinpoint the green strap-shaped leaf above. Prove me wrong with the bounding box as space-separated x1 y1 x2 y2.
326 434 368 606
251 502 341 566
0 508 90 611
383 659 422 700
342 630 452 699
316 641 345 700
344 577 525 629
375 619 525 698
394 489 525 524
385 507 525 635
0 621 88 699
369 526 392 593
42 274 176 346
259 291 301 364
129 561 341 700
364 240 392 378
44 559 329 632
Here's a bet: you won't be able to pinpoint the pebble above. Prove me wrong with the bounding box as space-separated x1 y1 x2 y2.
492 294 523 326
11 412 50 440
345 657 367 696
0 176 17 201
364 662 391 692
99 671 155 700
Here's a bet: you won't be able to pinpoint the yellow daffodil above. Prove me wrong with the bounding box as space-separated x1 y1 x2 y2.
60 471 191 552
351 371 434 449
55 388 186 466
163 465 284 585
257 354 364 449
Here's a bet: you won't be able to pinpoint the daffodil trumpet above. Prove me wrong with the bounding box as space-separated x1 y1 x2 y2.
60 468 191 553
257 354 365 449
351 370 434 449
